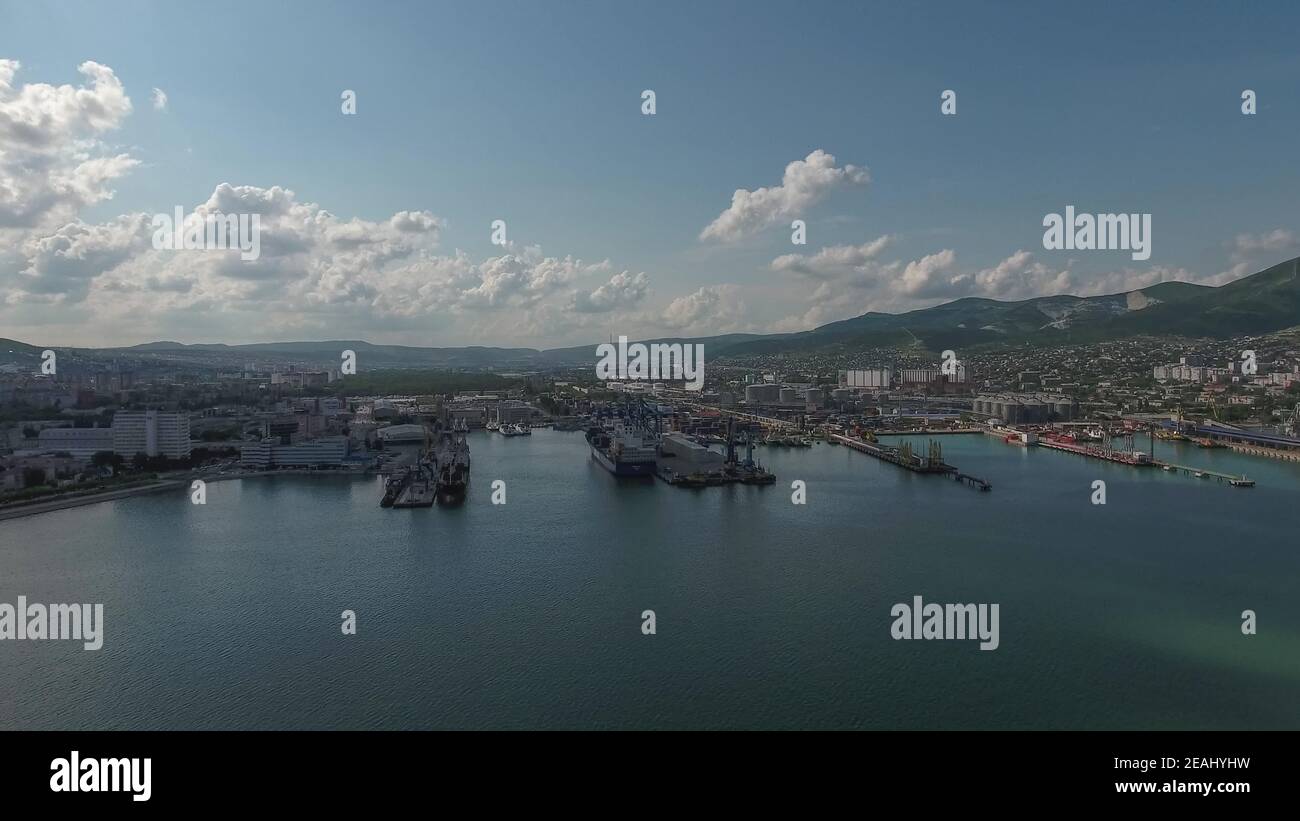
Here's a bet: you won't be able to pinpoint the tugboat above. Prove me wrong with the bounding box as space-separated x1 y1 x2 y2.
435 419 471 503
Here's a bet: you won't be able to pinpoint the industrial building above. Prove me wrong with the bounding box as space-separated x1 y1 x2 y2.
900 366 969 388
744 384 782 404
658 433 725 471
840 368 893 389
973 394 1077 424
491 401 535 425
445 405 487 428
377 424 428 445
35 427 115 460
240 436 352 469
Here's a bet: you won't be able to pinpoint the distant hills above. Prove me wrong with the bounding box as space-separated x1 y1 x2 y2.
3 256 1298 369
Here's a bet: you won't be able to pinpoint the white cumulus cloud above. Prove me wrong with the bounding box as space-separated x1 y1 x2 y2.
699 149 868 243
0 59 137 230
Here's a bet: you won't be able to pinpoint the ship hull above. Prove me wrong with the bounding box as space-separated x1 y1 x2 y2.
591 445 655 476
436 482 467 505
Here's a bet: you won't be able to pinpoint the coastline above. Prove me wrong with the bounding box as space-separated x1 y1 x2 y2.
0 469 372 522
0 480 184 522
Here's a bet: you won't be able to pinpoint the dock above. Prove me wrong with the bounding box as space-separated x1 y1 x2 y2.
831 433 991 490
392 477 435 507
1036 436 1154 465
953 472 992 491
992 428 1256 488
1156 462 1254 486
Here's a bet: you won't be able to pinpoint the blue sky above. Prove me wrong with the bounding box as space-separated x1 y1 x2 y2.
2 0 1299 347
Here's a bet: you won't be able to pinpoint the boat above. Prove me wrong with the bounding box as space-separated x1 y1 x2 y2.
434 420 471 503
392 468 436 507
515 423 532 436
380 473 406 507
1230 478 1255 488
1161 464 1175 472
591 421 657 477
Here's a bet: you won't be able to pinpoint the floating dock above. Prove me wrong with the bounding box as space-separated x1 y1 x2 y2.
655 465 775 487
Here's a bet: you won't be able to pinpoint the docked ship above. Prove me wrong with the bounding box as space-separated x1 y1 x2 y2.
379 423 448 508
380 472 408 507
588 421 657 477
435 419 471 503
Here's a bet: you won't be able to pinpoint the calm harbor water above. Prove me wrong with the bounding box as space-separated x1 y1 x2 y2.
2 430 1298 730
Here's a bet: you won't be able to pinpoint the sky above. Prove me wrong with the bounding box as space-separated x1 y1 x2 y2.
2 0 1300 349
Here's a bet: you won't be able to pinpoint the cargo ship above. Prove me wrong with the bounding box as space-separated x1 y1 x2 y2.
588 422 657 477
435 419 471 503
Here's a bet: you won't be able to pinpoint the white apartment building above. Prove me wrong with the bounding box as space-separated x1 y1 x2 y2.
112 410 192 459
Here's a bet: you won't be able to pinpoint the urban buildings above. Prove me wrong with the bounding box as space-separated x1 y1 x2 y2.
111 410 192 460
239 436 352 469
35 427 115 460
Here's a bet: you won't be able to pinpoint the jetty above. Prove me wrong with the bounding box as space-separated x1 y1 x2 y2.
831 433 991 491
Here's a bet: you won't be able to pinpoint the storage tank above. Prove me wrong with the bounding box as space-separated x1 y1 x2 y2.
805 388 825 409
779 388 797 404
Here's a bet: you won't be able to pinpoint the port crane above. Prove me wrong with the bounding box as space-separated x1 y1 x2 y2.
591 396 663 436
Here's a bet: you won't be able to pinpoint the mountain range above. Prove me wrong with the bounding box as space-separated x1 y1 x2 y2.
3 256 1298 370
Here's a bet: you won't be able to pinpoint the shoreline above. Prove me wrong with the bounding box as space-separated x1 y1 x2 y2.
0 480 185 522
0 469 372 522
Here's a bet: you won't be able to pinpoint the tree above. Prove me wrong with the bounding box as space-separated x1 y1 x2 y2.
22 468 47 488
91 451 124 470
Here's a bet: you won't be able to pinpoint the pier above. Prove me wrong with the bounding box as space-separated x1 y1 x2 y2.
992 427 1256 488
830 433 991 490
1036 436 1153 466
1155 462 1254 486
953 472 992 491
